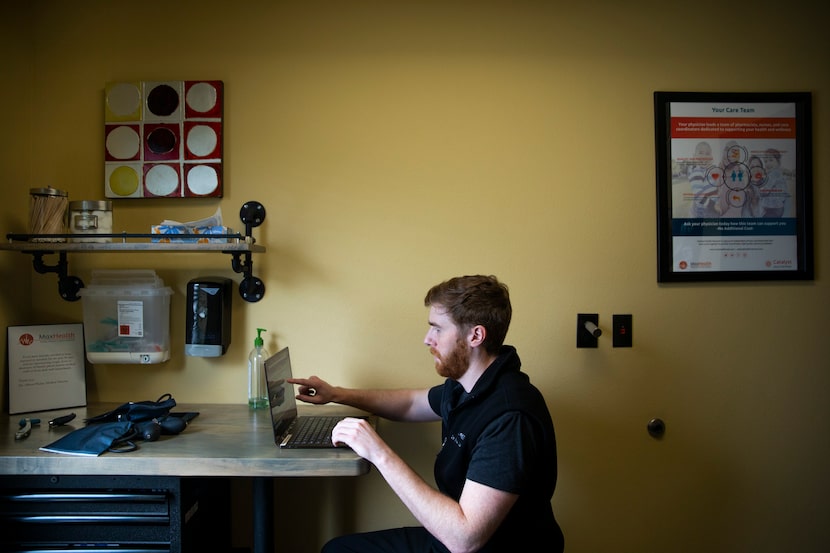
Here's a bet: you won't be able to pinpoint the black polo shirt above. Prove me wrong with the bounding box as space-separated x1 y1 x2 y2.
427 345 564 552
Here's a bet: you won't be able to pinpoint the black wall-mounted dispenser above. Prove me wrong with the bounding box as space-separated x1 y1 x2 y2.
186 277 232 357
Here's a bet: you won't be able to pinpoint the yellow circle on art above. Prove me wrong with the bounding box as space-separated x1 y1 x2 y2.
109 166 139 196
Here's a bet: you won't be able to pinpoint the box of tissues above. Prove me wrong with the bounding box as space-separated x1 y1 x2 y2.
150 207 234 243
151 224 233 243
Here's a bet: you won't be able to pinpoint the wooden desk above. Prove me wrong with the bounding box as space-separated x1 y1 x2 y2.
0 403 372 553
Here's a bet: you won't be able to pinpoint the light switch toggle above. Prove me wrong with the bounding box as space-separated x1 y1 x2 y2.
613 314 632 347
576 314 600 348
584 320 601 337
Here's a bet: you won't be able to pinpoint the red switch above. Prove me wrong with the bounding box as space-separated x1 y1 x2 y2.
613 314 632 347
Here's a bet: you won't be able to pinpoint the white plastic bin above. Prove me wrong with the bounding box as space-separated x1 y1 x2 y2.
79 270 173 364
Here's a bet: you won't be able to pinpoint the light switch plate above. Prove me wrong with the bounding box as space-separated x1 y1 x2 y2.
577 313 599 348
613 314 632 347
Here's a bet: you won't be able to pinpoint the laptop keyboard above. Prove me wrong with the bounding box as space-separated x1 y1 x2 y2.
285 416 344 448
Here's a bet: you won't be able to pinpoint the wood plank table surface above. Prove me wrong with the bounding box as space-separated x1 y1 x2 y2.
0 402 370 476
1 402 373 553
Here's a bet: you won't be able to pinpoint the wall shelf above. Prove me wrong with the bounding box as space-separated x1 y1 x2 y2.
1 201 267 303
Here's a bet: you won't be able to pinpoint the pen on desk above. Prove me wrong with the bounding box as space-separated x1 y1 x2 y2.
49 412 77 427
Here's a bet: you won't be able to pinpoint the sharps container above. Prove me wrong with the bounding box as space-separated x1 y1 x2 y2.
79 270 173 364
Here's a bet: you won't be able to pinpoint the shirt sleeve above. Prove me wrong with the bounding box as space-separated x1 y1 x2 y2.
465 411 535 494
427 384 443 416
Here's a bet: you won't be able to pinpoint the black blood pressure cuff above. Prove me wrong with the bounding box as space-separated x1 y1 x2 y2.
40 421 136 456
39 394 198 456
84 393 177 424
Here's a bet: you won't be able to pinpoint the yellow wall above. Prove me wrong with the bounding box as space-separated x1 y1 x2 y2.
0 6 34 325
3 1 829 552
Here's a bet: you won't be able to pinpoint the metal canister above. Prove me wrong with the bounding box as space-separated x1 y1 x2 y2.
69 200 113 243
29 187 68 242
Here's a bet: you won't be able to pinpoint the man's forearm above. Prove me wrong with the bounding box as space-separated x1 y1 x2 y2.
330 387 430 421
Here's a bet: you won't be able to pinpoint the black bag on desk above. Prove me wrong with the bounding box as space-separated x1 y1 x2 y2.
84 393 177 424
40 394 195 456
39 421 136 456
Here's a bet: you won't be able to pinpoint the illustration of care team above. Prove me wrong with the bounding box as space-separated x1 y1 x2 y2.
685 139 792 219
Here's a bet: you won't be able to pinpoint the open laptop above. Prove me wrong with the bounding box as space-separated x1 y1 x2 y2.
264 346 353 449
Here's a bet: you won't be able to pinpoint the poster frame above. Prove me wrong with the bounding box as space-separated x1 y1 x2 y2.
654 91 813 282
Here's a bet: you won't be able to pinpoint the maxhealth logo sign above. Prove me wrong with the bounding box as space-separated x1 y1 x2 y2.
18 330 78 346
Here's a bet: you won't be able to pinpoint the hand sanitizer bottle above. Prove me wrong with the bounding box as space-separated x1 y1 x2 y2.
248 328 270 409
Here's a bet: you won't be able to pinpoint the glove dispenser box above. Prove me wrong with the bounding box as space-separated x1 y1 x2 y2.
185 277 232 357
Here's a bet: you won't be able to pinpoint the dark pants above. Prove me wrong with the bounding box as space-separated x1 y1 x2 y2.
321 527 450 553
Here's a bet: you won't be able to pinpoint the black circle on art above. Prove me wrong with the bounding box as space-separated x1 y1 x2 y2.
147 127 177 154
147 84 179 116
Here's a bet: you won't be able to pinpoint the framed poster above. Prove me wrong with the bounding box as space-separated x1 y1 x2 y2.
7 324 87 414
654 91 813 282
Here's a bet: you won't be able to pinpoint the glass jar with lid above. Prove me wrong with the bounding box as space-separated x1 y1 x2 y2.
29 187 68 242
69 200 113 243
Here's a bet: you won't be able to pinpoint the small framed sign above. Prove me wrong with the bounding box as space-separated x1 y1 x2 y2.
654 91 813 282
7 324 87 414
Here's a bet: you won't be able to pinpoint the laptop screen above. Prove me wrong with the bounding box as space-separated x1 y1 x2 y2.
264 347 298 439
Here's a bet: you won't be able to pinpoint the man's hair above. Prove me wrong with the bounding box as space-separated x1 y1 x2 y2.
424 275 512 355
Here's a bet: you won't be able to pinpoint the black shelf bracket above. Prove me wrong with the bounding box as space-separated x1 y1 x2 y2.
229 251 265 303
31 251 85 302
229 201 267 303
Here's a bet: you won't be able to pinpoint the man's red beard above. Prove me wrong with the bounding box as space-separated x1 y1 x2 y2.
430 337 470 380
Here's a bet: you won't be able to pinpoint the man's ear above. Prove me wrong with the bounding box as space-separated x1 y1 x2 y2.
468 325 486 347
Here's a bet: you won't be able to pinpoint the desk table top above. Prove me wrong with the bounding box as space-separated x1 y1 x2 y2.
0 403 372 478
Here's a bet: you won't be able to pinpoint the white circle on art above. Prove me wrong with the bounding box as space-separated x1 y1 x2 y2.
186 82 217 113
187 165 219 195
145 165 179 196
106 126 140 159
108 83 141 116
187 125 218 157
